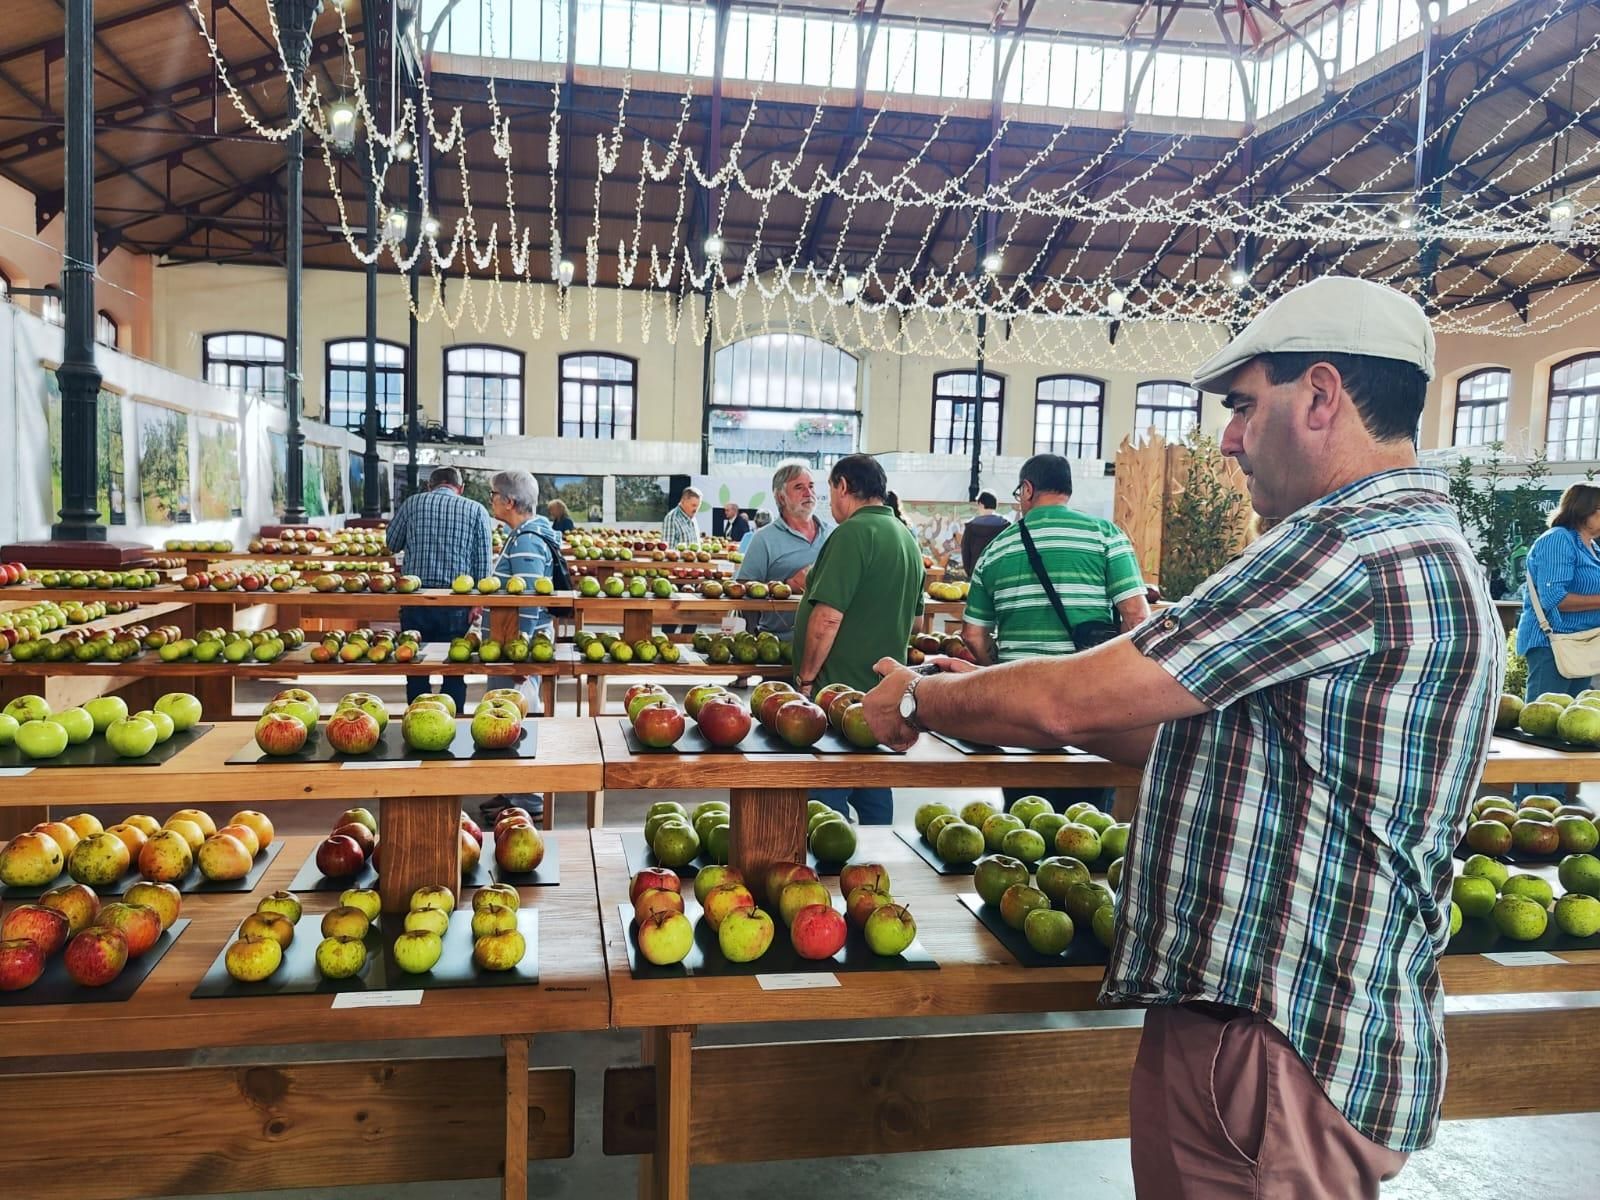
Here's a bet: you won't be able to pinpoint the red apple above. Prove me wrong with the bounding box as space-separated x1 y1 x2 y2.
773 698 827 749
460 813 484 847
629 868 681 906
756 690 796 728
315 834 366 879
0 903 70 956
846 886 895 930
633 887 686 923
94 902 162 958
623 683 668 710
495 825 545 873
39 882 101 934
254 711 308 756
764 861 817 906
459 827 482 874
839 863 891 897
790 903 848 960
325 707 381 755
696 697 752 748
0 938 47 991
331 821 377 859
64 926 129 986
634 703 686 749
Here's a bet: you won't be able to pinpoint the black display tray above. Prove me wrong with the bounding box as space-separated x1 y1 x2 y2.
957 893 1111 968
191 909 538 996
285 833 557 892
0 919 190 1006
894 826 977 876
618 719 893 756
0 841 283 901
617 898 935 980
1445 912 1600 957
0 724 213 769
1493 727 1595 754
620 830 836 881
225 719 539 765
930 731 1075 756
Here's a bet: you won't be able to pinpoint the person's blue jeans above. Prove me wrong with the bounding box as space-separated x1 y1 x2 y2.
1513 645 1589 800
400 605 471 713
812 787 893 825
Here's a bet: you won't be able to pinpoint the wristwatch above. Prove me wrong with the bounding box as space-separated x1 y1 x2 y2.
898 673 926 731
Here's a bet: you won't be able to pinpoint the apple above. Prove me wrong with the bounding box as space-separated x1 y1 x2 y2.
338 887 381 921
494 807 534 835
163 819 206 854
482 688 530 718
132 709 176 744
229 811 275 850
473 928 527 971
215 822 261 857
315 835 366 879
789 904 847 960
3 695 51 724
393 930 444 974
225 935 284 982
122 815 162 838
863 903 917 956
104 823 148 861
1000 884 1052 930
262 696 319 735
409 885 455 914
0 714 17 747
254 711 308 756
331 822 377 859
634 703 686 749
636 910 693 965
683 684 729 721
15 719 69 760
763 862 817 907
629 869 681 906
846 886 895 929
471 907 518 938
702 881 756 930
68 832 132 886
412 692 458 717
320 905 371 939
0 903 70 956
750 680 796 720
496 825 546 873
82 695 130 735
238 912 295 949
338 807 379 836
696 697 752 748
40 883 100 934
401 705 456 752
692 864 744 905
633 886 686 924
315 935 368 979
403 908 450 937
93 902 162 957
459 828 482 874
256 891 302 924
778 880 832 927
0 831 65 888
472 883 520 913
839 863 890 898
470 699 523 750
623 682 669 711
338 693 389 731
460 813 484 847
326 706 381 755
137 830 193 883
123 882 181 931
0 938 48 991
773 698 827 748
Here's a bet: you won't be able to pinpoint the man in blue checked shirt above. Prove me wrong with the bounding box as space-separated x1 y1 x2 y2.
480 469 558 825
386 465 494 714
859 278 1502 1198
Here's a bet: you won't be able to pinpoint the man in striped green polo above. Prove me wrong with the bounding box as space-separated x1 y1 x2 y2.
962 453 1149 810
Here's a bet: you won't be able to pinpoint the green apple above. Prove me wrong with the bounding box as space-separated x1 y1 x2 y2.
1023 907 1074 954
0 713 18 746
132 709 175 744
340 887 382 921
403 908 450 936
153 692 203 732
14 718 69 759
83 696 129 734
315 935 368 979
104 716 159 759
471 907 518 938
393 930 443 974
3 695 50 724
46 707 94 744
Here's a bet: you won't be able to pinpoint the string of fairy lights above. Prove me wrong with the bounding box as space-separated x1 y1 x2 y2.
183 0 1597 369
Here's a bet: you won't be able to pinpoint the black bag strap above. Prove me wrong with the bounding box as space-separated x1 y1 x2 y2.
1016 520 1079 642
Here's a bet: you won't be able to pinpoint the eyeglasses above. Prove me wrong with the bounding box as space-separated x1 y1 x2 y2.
1012 483 1026 499
489 489 502 499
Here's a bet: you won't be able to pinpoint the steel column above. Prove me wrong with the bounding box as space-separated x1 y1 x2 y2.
280 0 318 524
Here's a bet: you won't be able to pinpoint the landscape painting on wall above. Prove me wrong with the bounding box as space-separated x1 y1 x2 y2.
321 446 346 514
303 449 327 518
615 475 671 523
901 500 977 573
134 401 192 524
268 430 289 517
196 417 243 520
347 452 364 513
43 369 126 525
463 471 603 522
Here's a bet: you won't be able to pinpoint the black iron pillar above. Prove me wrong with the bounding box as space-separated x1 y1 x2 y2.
361 0 382 517
52 0 104 542
281 0 318 524
696 0 731 477
1413 13 1443 302
405 123 421 498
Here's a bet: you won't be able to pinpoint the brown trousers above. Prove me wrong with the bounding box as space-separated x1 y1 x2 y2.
1130 1004 1410 1199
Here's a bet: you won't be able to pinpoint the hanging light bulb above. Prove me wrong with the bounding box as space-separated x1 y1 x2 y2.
1549 198 1576 235
385 210 408 240
842 273 862 302
1396 206 1415 231
1228 268 1249 289
981 252 1002 274
422 215 440 238
557 259 576 287
326 98 358 153
1426 1 1441 23
1107 288 1127 316
394 139 414 162
703 233 725 258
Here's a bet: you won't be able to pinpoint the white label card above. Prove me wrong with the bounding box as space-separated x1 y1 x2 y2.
332 989 425 1008
757 972 841 990
340 759 422 771
719 612 745 634
1482 951 1566 967
0 767 36 778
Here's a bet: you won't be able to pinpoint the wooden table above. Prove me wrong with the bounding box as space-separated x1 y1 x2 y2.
0 833 607 1200
0 718 603 913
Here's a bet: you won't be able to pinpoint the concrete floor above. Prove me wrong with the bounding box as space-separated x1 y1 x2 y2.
81 674 1600 1199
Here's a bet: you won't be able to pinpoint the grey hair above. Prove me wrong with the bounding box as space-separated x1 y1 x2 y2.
769 460 812 511
492 470 538 514
680 486 702 500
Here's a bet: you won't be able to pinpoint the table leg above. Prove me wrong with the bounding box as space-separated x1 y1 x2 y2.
541 794 555 831
588 677 602 716
622 609 654 645
641 1025 693 1200
503 1033 531 1200
587 791 605 827
728 787 808 903
376 794 462 914
540 675 555 717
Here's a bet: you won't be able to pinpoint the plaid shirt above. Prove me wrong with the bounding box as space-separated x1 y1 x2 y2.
494 515 559 636
1102 468 1501 1152
385 487 493 589
662 504 700 547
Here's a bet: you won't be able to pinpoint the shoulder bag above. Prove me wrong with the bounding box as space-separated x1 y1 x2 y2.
1526 569 1600 677
1016 521 1119 650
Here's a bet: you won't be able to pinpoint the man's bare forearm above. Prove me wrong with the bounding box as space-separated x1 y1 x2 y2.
798 605 843 685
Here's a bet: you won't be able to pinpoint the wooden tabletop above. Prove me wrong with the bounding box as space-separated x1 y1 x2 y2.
1481 736 1600 783
595 718 1145 790
0 833 610 1057
9 586 581 610
0 644 566 679
0 718 604 807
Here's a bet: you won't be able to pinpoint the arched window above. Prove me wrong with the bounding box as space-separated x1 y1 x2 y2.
1135 380 1201 442
711 333 859 467
559 352 637 440
96 311 119 350
326 339 407 433
203 332 285 400
932 369 1003 457
40 293 62 326
1547 354 1600 462
1035 375 1104 458
1453 368 1509 447
446 345 525 436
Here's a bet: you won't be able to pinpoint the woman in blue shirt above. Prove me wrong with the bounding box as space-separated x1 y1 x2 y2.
1517 483 1600 706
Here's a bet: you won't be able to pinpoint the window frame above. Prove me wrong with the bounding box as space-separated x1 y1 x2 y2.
202 330 287 401
0 267 10 302
324 337 408 434
1033 373 1105 458
443 343 526 438
1452 367 1510 447
1546 353 1600 462
1134 379 1202 442
558 351 640 441
930 368 1005 458
96 310 119 350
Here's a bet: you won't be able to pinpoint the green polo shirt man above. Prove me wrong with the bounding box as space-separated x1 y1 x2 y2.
793 453 923 823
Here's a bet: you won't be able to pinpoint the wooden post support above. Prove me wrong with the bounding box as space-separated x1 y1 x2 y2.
502 1034 531 1200
728 787 808 902
649 1025 694 1200
622 607 655 645
377 795 462 913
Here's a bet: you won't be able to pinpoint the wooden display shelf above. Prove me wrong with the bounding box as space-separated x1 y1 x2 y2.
1480 735 1600 784
11 585 580 610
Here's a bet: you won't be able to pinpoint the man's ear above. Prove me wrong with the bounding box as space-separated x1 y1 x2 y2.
1304 360 1345 432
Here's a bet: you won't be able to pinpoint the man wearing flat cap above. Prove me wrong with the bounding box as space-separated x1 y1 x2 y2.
859 277 1502 1197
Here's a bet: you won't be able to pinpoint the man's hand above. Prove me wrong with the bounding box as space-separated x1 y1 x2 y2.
863 658 921 752
922 654 979 675
785 564 810 590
